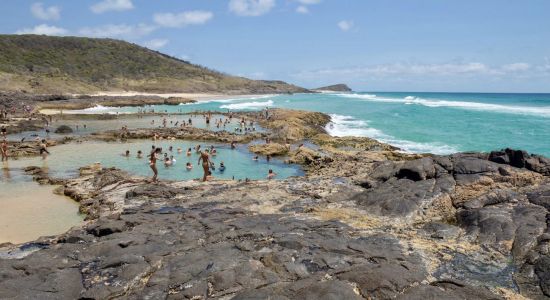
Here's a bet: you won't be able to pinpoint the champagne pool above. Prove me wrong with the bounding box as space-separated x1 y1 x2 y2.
7 113 264 142
0 168 84 245
7 140 303 181
1 139 301 244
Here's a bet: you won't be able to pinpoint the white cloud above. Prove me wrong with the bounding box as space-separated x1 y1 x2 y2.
293 61 538 81
297 0 321 4
229 0 275 17
153 11 213 28
31 3 61 21
143 39 169 50
538 57 550 73
296 6 309 14
337 20 354 32
501 63 530 72
78 23 156 38
90 0 134 14
15 24 68 36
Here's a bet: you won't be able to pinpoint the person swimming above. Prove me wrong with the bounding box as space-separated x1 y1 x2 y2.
219 162 226 172
186 162 193 170
177 147 183 153
198 150 210 182
186 148 192 156
195 144 201 153
137 150 143 158
164 157 172 167
150 147 161 182
124 150 130 157
267 169 277 180
170 155 176 165
253 156 259 161
210 146 217 156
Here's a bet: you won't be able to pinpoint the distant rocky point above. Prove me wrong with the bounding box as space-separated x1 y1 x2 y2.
312 84 352 92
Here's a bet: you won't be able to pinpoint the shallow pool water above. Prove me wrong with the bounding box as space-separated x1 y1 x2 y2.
8 140 302 181
7 114 263 141
0 166 84 244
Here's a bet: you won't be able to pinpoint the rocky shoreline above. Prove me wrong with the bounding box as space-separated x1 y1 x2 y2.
1 96 550 299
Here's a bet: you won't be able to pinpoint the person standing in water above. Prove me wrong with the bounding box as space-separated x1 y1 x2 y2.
198 150 210 182
39 139 50 159
1 140 8 162
150 148 161 182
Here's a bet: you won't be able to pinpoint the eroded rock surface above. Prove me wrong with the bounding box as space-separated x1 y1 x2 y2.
2 145 550 299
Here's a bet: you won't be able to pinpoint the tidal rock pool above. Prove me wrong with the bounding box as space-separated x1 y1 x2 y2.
7 140 302 181
0 168 84 244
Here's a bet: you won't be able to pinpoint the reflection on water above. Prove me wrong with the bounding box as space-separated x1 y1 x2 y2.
0 165 83 244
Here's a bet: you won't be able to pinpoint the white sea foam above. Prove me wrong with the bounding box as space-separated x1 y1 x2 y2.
336 93 550 117
62 105 122 114
220 100 274 110
325 114 458 155
182 95 274 105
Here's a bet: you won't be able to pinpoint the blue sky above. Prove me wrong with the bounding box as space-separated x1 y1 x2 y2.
2 0 550 92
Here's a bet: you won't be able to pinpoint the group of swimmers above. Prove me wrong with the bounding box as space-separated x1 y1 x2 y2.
147 113 258 134
123 143 277 182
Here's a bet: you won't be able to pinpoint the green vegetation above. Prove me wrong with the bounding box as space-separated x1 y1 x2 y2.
0 34 308 94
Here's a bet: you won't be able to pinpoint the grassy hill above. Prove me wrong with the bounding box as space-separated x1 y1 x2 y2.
0 34 308 94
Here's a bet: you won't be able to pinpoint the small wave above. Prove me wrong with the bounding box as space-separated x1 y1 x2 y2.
220 100 274 110
63 105 122 114
336 93 550 117
194 95 274 105
326 114 458 155
82 105 113 112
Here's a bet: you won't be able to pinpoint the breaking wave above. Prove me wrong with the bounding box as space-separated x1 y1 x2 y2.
220 100 274 110
335 93 550 117
325 114 458 155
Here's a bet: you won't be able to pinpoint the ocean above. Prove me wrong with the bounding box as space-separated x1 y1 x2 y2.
77 92 550 157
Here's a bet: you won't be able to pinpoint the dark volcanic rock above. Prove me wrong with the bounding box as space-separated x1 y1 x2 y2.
352 176 455 218
54 124 73 134
125 184 184 199
397 281 503 300
0 206 495 299
489 148 550 175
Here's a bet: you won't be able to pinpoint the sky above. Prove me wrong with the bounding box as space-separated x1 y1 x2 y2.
1 0 550 92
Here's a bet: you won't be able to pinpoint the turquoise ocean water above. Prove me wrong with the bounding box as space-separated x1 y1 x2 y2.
90 92 550 157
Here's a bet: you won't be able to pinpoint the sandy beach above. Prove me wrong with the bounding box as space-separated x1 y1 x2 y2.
36 92 276 115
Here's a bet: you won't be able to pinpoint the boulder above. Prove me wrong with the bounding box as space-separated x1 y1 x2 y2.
489 148 550 175
54 125 73 134
248 143 289 156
